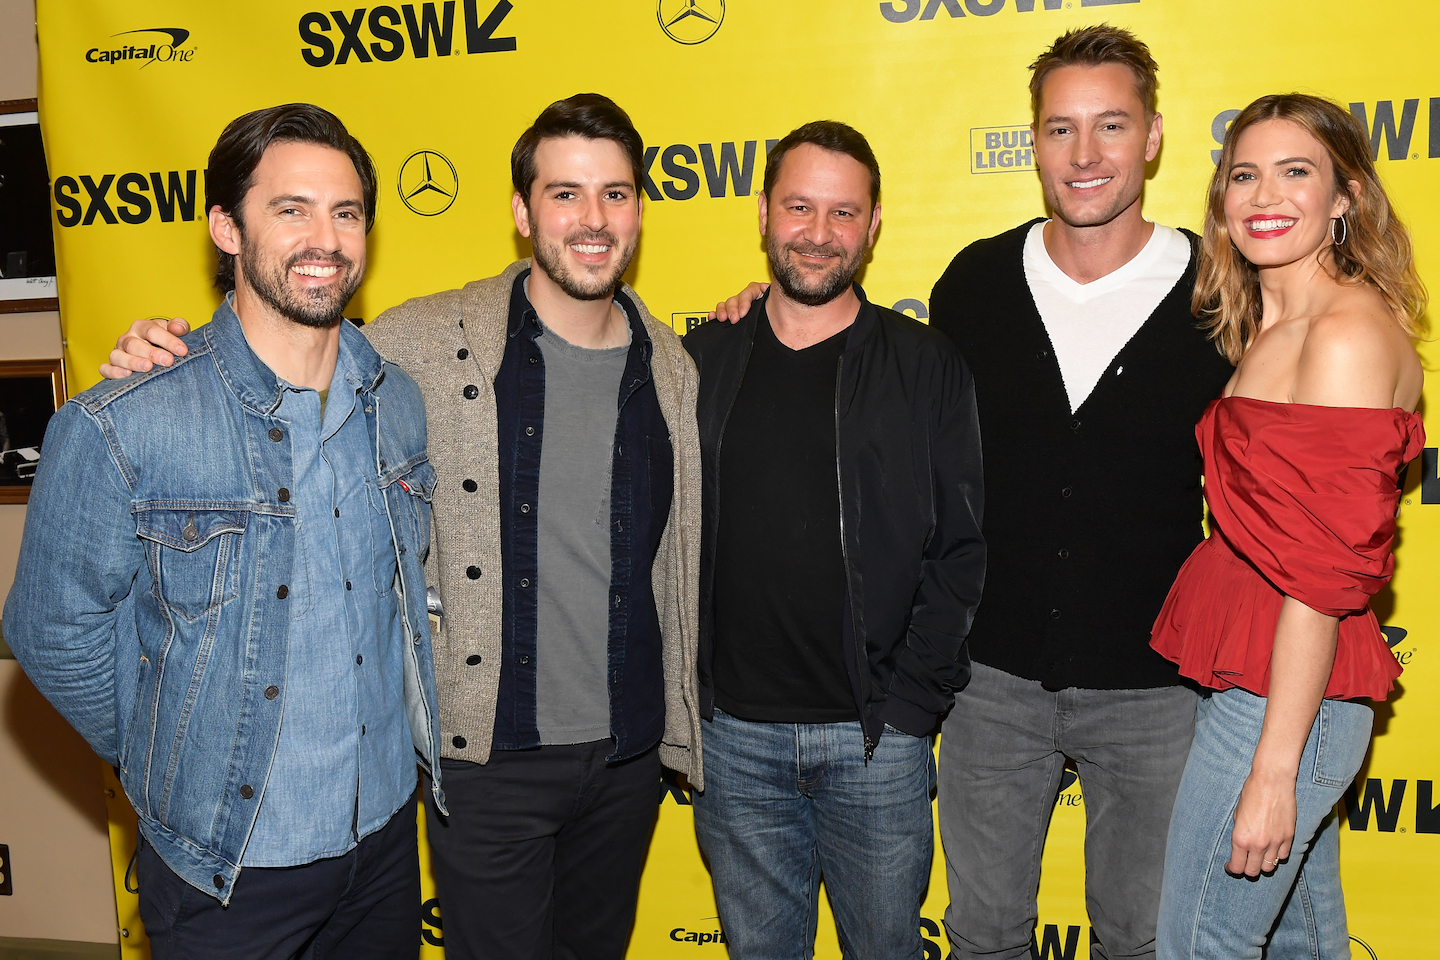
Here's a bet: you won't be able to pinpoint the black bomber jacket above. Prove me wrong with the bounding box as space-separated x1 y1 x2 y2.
683 286 987 754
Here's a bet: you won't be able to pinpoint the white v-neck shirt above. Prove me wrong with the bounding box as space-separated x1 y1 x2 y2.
1023 220 1191 413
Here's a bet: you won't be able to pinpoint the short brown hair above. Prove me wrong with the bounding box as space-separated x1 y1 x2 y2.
1029 25 1159 122
511 93 645 204
1195 93 1427 362
763 120 880 208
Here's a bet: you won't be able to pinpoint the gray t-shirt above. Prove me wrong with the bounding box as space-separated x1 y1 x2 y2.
535 319 630 744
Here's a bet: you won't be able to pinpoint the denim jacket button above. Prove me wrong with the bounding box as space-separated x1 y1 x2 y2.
520 503 530 514
239 784 254 799
519 578 530 588
276 585 289 599
525 425 535 436
277 487 291 503
212 875 224 889
264 685 280 700
268 427 283 442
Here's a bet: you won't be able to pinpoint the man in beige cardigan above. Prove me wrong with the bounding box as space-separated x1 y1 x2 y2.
104 93 702 960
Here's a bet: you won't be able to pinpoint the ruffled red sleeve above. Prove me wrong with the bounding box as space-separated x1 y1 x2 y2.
1151 397 1423 700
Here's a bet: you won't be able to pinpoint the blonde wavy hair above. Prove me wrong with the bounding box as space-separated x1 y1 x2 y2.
1194 93 1427 363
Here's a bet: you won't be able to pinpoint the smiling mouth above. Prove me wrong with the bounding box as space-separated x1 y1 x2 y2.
1246 218 1297 232
292 264 340 278
1068 177 1112 189
570 242 610 255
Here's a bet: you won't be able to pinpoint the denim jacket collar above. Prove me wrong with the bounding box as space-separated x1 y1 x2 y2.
206 294 385 416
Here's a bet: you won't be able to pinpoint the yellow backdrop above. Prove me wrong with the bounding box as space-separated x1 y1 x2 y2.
34 1 1439 957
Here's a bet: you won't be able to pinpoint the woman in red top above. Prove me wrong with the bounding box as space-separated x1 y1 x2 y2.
1152 94 1425 960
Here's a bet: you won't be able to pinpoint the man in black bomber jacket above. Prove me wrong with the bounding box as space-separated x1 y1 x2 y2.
684 121 985 960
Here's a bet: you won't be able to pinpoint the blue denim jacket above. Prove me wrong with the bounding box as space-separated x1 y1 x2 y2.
2 300 445 903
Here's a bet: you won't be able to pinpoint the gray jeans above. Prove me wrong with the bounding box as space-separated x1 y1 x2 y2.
939 662 1198 960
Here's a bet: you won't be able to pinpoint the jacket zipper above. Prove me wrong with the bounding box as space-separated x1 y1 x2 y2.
834 353 874 762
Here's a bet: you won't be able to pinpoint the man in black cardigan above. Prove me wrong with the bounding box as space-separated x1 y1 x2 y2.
927 27 1233 960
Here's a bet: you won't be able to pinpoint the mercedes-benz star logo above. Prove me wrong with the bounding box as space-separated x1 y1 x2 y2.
657 0 725 45
398 150 458 216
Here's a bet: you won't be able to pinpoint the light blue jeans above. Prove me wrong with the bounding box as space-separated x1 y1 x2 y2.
692 709 936 960
1157 687 1374 960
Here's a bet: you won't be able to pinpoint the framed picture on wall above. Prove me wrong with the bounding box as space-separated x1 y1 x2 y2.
0 97 59 314
0 358 66 504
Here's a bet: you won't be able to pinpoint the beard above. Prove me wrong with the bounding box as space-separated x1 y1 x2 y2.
766 233 867 307
240 235 361 329
1042 175 1143 230
529 217 637 302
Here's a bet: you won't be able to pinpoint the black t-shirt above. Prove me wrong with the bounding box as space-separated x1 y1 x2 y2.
711 308 856 723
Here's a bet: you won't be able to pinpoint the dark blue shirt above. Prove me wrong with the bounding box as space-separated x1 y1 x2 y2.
491 270 673 761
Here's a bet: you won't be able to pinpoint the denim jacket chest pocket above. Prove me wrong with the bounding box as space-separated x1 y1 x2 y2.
134 506 249 622
365 457 436 594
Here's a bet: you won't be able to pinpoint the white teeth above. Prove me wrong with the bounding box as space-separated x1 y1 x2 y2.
1069 177 1112 189
292 264 340 277
1248 218 1296 231
571 243 609 254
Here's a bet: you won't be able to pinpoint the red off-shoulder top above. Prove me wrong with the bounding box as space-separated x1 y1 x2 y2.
1151 396 1424 701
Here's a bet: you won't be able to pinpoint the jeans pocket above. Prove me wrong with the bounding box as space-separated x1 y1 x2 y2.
1311 699 1373 788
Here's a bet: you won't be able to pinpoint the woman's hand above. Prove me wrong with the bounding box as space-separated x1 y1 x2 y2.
1229 767 1297 877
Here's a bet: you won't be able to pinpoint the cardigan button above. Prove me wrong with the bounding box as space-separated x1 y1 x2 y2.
463 478 478 492
463 384 479 400
457 348 469 360
452 735 467 749
466 565 482 579
466 655 482 665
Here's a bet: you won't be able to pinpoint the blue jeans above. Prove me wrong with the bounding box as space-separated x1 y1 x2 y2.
1157 687 1373 960
692 709 936 960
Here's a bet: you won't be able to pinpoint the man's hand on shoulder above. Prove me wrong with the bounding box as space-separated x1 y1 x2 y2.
707 282 769 324
100 318 191 379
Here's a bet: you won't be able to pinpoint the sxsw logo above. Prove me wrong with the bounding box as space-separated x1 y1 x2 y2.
53 171 200 227
880 0 1136 24
971 125 1034 174
1341 778 1440 834
84 27 196 67
298 1 516 66
642 139 776 202
1212 98 1440 163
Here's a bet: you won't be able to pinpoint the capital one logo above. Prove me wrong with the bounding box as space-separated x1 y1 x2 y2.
657 0 725 44
84 27 196 67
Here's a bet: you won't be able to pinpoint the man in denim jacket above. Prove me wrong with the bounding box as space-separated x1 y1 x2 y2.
3 104 444 959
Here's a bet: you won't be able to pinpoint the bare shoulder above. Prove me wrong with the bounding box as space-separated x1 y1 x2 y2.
1294 286 1422 409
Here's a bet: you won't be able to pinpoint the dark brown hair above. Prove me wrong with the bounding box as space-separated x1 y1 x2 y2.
511 94 645 203
763 120 881 207
1195 93 1426 362
205 103 377 293
1029 25 1159 122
